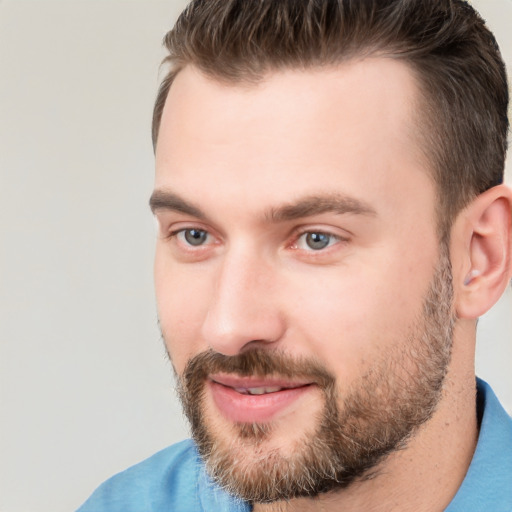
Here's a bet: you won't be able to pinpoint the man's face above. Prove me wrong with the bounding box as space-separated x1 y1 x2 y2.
152 60 454 500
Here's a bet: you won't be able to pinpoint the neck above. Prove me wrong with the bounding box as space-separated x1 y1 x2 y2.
254 325 479 512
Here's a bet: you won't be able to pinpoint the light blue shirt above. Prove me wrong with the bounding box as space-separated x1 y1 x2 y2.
77 379 512 511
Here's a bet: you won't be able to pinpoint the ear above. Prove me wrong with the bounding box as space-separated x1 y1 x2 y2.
452 184 512 319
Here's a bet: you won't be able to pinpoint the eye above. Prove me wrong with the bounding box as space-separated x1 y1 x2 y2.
176 228 211 246
295 231 339 251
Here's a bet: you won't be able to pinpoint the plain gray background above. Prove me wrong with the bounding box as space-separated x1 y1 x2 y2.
0 1 510 511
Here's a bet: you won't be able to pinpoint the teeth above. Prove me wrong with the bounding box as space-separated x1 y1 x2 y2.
234 386 283 395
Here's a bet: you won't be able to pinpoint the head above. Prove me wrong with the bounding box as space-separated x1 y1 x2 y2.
150 0 511 505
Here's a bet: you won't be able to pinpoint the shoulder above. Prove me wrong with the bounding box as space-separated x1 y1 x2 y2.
76 439 203 512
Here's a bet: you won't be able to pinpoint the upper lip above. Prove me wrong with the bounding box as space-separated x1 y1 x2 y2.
209 373 313 390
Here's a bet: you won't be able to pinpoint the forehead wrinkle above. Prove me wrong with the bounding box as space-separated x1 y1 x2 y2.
266 194 377 223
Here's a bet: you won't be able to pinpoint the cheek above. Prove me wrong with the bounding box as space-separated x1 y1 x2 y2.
154 251 212 372
287 257 426 382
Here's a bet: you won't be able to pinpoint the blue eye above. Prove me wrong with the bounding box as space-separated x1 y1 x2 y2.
180 229 209 246
297 232 337 251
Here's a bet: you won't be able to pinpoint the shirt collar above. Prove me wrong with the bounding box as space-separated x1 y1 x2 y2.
445 378 512 511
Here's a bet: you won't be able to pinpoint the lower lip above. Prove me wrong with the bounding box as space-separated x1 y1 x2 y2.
209 380 313 423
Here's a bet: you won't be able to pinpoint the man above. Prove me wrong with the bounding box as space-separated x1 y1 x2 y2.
78 0 512 510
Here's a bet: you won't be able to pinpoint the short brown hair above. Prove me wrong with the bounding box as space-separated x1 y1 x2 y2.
152 0 508 229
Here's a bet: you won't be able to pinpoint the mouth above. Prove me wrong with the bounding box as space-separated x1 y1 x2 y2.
231 386 290 395
208 374 316 423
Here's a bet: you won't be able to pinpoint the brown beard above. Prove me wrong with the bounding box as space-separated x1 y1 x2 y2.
175 246 455 503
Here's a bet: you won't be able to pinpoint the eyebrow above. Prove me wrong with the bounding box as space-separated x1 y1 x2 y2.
267 194 377 222
149 189 376 222
149 190 207 219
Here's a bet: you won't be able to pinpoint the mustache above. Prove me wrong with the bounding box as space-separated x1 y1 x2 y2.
180 348 335 389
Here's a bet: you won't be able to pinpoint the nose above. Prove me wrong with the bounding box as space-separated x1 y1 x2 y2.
201 248 286 356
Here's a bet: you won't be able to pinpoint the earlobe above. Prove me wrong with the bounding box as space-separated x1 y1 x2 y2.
455 184 512 319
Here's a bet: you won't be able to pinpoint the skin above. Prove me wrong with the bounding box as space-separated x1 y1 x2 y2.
152 59 512 511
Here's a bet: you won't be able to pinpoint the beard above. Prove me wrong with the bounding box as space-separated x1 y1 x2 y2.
174 246 455 504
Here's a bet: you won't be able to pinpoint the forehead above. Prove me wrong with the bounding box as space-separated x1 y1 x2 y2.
155 59 434 224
